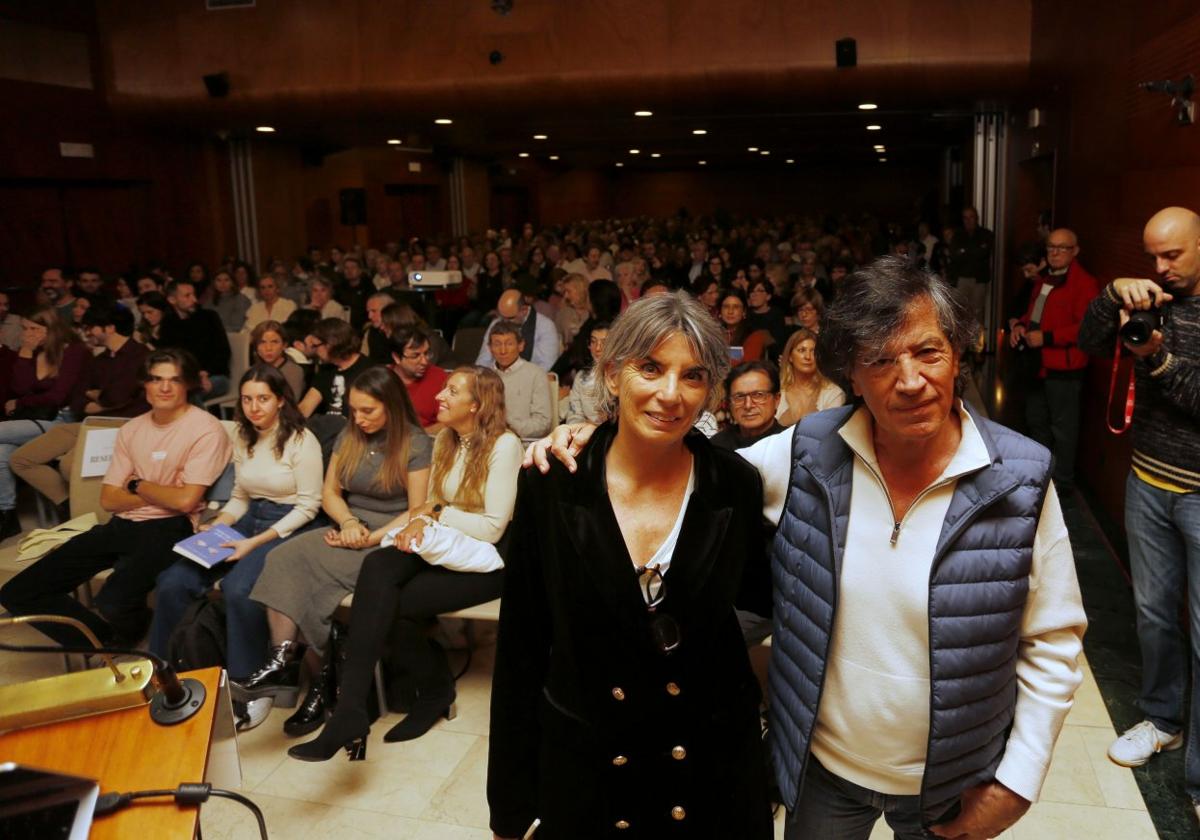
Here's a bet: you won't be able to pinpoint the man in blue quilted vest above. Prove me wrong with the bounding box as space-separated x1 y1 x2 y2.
528 256 1087 839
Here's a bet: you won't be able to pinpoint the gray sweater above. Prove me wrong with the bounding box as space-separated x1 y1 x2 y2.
1079 286 1200 490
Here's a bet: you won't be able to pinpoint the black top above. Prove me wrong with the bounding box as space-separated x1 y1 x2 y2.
158 308 231 377
309 355 376 417
710 420 786 452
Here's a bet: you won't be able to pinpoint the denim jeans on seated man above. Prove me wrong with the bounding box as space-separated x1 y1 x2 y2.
0 418 65 512
1125 472 1200 803
785 759 946 840
148 499 324 680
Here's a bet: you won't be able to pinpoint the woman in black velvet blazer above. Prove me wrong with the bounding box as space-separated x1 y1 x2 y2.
488 292 774 840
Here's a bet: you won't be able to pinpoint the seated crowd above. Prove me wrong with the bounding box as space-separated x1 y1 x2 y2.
0 210 976 744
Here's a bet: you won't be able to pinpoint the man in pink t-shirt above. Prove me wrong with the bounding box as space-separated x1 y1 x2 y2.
0 349 231 647
389 325 448 432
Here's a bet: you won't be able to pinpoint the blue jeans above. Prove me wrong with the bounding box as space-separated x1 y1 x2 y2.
148 500 318 679
785 759 944 840
1126 472 1200 802
0 417 64 509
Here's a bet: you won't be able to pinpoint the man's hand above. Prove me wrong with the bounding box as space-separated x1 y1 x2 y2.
1008 323 1026 349
1024 329 1044 348
522 422 598 474
929 781 1030 840
1112 278 1174 311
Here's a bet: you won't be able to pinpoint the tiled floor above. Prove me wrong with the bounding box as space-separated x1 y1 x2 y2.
0 518 1162 840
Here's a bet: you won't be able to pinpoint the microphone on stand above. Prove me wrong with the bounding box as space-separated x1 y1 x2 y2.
0 615 206 730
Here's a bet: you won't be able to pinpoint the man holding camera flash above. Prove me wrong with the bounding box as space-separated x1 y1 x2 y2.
1079 206 1200 817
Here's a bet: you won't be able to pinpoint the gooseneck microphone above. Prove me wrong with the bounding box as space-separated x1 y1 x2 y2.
0 615 206 726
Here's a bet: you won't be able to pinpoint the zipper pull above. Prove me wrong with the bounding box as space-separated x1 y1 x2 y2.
890 522 901 546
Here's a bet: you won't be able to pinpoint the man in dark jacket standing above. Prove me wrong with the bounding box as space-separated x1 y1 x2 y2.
158 279 232 399
1010 228 1098 493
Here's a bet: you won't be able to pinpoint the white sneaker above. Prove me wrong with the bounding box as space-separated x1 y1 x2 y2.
1107 720 1183 767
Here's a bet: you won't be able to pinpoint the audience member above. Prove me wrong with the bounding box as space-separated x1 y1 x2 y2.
553 273 589 349
552 279 621 385
336 256 371 329
244 271 298 332
389 325 448 431
947 206 996 319
158 279 233 399
476 287 558 372
0 291 22 350
490 292 773 837
776 327 845 427
308 275 348 321
0 307 88 539
379 303 451 365
114 276 139 316
148 365 323 729
711 361 786 450
289 366 522 759
1009 228 1098 493
1080 207 1200 816
10 303 149 522
0 349 232 645
296 318 374 418
251 319 306 401
135 291 170 347
718 289 753 348
692 276 721 319
563 322 609 424
39 268 77 321
75 268 104 296
486 321 551 439
242 367 432 736
746 278 789 346
361 291 395 363
789 286 825 333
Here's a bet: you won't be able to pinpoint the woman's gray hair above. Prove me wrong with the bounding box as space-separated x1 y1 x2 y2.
588 290 730 418
816 256 980 397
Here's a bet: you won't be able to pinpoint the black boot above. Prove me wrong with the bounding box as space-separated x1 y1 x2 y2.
283 662 336 737
231 640 300 702
0 509 21 542
383 640 456 742
287 707 370 762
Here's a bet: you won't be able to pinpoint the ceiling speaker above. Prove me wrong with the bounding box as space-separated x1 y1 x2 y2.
835 38 857 69
202 72 230 98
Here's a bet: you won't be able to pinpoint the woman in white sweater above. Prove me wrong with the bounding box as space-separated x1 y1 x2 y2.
289 365 522 761
776 327 845 427
148 364 323 697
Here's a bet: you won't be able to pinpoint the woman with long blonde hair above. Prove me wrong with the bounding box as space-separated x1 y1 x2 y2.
245 366 432 735
289 365 523 760
776 327 845 427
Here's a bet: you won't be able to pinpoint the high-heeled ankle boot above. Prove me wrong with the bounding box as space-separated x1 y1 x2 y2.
383 640 456 742
287 708 370 762
232 640 300 702
283 662 336 737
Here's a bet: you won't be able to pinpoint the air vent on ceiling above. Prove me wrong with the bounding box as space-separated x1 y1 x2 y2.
207 0 255 9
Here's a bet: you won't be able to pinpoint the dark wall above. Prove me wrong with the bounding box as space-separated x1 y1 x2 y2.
1025 0 1200 526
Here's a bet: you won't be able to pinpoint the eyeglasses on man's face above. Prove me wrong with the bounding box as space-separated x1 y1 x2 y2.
730 389 774 405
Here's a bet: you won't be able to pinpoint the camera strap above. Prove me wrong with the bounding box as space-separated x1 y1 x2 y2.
1106 335 1136 435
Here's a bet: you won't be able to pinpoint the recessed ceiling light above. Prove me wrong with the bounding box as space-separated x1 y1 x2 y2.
698 160 707 165
873 145 885 151
616 162 624 167
387 138 402 145
650 153 661 158
747 146 758 152
634 110 653 117
549 155 559 160
786 159 795 164
879 157 888 162
692 129 707 135
533 134 548 140
760 150 770 156
255 126 275 133
435 118 453 125
629 148 640 154
866 124 882 131
518 152 529 158
858 103 878 110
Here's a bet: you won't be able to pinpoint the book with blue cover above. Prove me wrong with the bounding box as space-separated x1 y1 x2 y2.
173 524 246 568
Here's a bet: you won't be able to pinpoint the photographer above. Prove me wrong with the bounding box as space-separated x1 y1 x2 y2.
1078 206 1200 817
1010 229 1098 494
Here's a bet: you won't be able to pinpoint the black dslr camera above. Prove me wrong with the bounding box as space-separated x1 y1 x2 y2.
1119 304 1166 346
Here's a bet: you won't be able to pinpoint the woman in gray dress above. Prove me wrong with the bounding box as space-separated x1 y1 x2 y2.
242 366 432 734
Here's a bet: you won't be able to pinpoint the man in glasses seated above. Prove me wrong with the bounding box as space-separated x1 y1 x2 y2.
711 361 785 452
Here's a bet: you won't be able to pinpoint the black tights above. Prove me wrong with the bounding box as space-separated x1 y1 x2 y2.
332 546 505 727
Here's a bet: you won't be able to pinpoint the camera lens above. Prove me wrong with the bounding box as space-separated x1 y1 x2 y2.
1119 309 1159 346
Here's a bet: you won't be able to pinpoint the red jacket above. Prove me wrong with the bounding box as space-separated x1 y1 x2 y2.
1019 261 1099 374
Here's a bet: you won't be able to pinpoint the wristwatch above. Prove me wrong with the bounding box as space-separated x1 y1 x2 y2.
126 477 142 495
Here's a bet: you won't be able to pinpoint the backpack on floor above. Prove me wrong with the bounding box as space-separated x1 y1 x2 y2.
166 596 227 672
